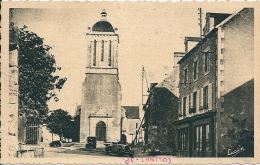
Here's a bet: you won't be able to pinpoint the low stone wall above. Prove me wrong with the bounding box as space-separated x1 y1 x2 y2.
17 145 44 158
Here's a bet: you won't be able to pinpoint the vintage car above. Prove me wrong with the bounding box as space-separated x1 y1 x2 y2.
85 136 97 149
104 142 134 157
49 141 62 147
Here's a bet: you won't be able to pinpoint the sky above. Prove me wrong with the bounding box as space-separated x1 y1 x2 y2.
11 4 238 115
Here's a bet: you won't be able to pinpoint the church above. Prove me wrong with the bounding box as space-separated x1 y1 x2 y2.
80 10 123 144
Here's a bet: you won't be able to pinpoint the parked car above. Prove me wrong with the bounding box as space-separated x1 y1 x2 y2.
85 136 96 149
49 141 62 147
104 142 134 157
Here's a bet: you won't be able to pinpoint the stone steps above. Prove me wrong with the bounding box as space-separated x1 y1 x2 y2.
73 143 86 148
96 141 105 148
74 141 106 148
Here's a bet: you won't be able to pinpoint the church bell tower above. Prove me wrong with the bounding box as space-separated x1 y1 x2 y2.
80 10 122 144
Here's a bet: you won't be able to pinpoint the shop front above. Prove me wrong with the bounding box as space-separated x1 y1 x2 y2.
174 111 216 157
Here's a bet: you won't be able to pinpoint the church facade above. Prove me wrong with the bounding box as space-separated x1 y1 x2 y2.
80 10 122 143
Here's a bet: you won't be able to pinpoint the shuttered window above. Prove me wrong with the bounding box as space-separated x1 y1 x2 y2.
189 92 196 114
186 95 189 115
183 97 186 116
196 90 200 112
200 88 203 110
208 83 212 110
184 68 188 86
193 91 197 111
203 86 208 109
179 99 182 115
204 52 210 72
193 60 198 80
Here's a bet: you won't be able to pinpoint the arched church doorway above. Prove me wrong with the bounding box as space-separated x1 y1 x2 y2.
96 121 106 141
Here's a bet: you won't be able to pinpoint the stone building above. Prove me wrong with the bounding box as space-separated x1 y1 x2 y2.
175 8 254 157
143 52 183 154
80 10 122 145
121 106 141 144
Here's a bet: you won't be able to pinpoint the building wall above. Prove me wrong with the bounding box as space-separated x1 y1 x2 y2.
80 73 121 143
220 8 254 95
216 8 254 157
122 118 141 144
86 35 118 69
87 117 119 142
178 32 217 119
177 32 218 157
9 24 19 157
145 87 179 154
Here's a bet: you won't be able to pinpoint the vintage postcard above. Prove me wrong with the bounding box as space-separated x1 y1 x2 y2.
1 1 259 164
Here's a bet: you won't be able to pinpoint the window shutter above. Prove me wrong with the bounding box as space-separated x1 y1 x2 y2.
192 62 195 80
190 93 193 108
196 61 199 79
208 53 211 71
181 98 183 115
202 53 205 72
186 67 189 85
179 99 182 115
200 88 203 109
208 83 212 110
196 90 199 112
186 95 189 115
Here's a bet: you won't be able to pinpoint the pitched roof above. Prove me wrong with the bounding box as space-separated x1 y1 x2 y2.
155 66 179 97
178 8 246 65
122 106 139 119
216 8 244 28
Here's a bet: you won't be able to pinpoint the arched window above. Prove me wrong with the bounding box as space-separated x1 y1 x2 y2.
96 121 106 141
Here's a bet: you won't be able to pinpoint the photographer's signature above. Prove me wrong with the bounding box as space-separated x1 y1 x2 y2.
227 145 245 156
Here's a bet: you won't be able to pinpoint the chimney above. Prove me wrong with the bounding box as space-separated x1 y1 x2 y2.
150 83 158 91
203 13 231 36
184 37 202 54
173 52 185 67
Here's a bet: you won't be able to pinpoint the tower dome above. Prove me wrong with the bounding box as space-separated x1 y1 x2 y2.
92 10 114 32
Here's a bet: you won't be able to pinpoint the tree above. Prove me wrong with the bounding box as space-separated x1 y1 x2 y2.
46 109 73 140
18 26 67 124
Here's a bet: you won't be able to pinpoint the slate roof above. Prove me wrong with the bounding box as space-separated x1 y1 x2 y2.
155 66 179 97
122 106 140 119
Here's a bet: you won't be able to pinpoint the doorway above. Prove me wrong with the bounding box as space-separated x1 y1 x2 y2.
96 121 106 141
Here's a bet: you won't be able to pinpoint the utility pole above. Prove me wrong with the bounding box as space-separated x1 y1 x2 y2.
198 8 202 38
142 65 144 105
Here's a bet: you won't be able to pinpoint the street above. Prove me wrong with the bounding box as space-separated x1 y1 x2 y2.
44 146 108 158
43 146 176 164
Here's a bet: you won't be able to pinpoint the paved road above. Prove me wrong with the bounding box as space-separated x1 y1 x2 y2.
43 147 176 164
43 147 132 163
44 147 108 157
